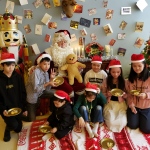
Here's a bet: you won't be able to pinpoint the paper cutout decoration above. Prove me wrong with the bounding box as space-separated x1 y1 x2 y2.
135 22 144 32
70 20 79 30
136 0 148 12
16 15 23 24
74 4 83 13
93 18 100 25
103 24 113 35
119 21 127 30
33 0 43 8
31 43 40 54
35 25 43 35
117 48 126 56
80 28 87 36
109 39 116 46
103 0 108 8
45 34 51 42
134 37 144 48
80 17 91 28
118 33 126 40
90 33 97 41
105 9 114 19
6 1 15 13
41 13 52 25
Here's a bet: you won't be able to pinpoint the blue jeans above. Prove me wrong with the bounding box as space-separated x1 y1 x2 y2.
127 107 150 133
79 105 104 123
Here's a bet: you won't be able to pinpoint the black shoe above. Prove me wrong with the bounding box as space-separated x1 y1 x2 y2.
3 128 11 142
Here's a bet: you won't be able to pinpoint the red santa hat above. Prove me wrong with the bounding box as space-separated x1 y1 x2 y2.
85 82 98 93
108 59 122 69
37 53 51 64
91 55 102 64
0 52 15 64
131 54 145 63
53 30 71 44
54 90 71 102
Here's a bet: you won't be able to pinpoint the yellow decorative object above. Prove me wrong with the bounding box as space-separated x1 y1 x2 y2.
0 9 18 31
24 61 32 85
61 53 86 85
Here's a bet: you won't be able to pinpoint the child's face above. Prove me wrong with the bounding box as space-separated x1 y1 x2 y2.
86 95 96 102
110 67 121 79
39 61 50 72
92 63 101 73
132 62 144 74
3 63 15 75
53 100 65 108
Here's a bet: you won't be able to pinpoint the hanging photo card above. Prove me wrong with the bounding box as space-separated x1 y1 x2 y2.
35 24 43 35
117 48 126 56
93 18 100 25
48 22 57 29
16 15 23 24
31 43 40 55
33 0 43 8
109 39 116 46
61 12 67 20
105 9 114 19
80 28 87 36
41 13 52 25
135 22 144 32
19 0 28 5
103 24 113 35
103 0 108 8
70 20 79 30
80 17 91 28
134 37 144 48
24 9 33 19
74 4 83 13
119 21 127 30
24 24 31 34
45 34 51 42
90 33 97 41
136 0 148 12
88 8 96 16
118 33 126 40
6 1 15 13
43 0 51 8
71 34 77 42
53 0 61 7
121 7 131 15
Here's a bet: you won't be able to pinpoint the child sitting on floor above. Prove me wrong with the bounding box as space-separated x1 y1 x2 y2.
73 82 107 138
45 90 75 139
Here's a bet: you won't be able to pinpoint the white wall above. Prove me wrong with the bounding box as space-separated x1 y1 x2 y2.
0 0 150 78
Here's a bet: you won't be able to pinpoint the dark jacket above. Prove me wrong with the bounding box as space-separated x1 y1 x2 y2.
0 70 27 115
47 102 75 131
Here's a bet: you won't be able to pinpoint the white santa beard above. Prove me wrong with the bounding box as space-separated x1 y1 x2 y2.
8 46 19 63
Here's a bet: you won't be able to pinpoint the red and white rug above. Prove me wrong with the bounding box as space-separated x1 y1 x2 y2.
17 119 150 150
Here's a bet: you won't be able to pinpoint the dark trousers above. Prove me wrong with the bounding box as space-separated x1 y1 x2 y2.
127 107 150 133
1 114 22 132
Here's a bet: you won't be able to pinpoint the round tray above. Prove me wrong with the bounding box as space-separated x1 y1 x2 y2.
110 88 123 97
39 125 52 134
53 76 64 86
100 138 115 149
7 108 22 116
130 90 140 96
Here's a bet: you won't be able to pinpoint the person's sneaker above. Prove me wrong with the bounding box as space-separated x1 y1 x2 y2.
3 128 11 142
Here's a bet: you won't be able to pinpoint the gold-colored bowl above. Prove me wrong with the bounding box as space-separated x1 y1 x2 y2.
110 88 123 97
39 125 52 134
100 138 115 149
130 90 140 96
53 77 64 86
7 108 22 116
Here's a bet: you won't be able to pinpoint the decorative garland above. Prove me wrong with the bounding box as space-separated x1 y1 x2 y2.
85 42 104 57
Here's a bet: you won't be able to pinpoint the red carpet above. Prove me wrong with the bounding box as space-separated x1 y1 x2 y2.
17 119 150 150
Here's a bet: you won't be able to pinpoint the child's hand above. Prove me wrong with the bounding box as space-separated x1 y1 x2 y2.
139 93 147 99
107 91 112 97
78 117 85 127
50 69 56 79
130 106 137 114
3 110 8 117
49 80 57 87
23 111 28 116
50 127 57 133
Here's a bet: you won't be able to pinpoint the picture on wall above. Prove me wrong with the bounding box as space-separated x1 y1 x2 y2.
103 24 113 36
70 20 79 30
109 39 116 46
119 21 127 30
134 37 144 48
117 48 126 56
74 4 83 13
105 9 114 19
118 33 126 40
93 18 100 25
80 17 91 28
135 22 144 32
121 7 131 15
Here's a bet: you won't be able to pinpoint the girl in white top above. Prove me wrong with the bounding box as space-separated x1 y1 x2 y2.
84 55 107 87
